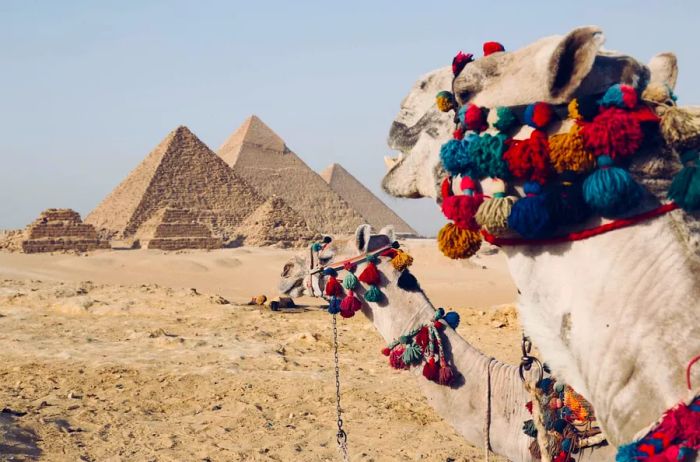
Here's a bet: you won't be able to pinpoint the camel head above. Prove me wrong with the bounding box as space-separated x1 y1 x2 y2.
279 225 399 298
382 25 681 200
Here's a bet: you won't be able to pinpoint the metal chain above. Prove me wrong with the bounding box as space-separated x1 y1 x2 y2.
332 314 350 462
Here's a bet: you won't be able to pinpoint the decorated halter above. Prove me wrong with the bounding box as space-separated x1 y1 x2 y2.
434 43 700 260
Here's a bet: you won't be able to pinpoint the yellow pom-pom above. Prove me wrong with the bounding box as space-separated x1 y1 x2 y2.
435 91 456 113
475 179 515 235
549 125 595 174
391 250 414 271
568 99 582 121
437 223 481 259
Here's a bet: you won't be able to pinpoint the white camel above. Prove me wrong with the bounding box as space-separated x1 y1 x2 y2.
279 225 616 461
381 25 699 450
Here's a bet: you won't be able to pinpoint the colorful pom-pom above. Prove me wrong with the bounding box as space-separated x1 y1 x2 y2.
325 277 343 297
452 51 473 76
443 311 460 329
311 242 322 252
342 261 356 272
436 91 456 112
548 124 596 174
440 138 473 176
579 107 643 159
668 150 700 211
475 179 516 235
453 127 464 140
463 104 488 132
524 102 554 129
340 290 362 315
437 222 482 259
468 133 510 179
364 284 383 303
414 326 430 349
422 357 439 382
438 361 454 386
583 155 643 217
503 130 552 184
342 271 358 290
483 41 505 56
494 106 518 132
507 181 555 238
323 267 338 277
358 261 381 286
441 177 483 229
391 250 413 271
567 99 582 121
381 347 391 356
545 171 592 225
600 84 638 109
401 343 423 365
389 347 409 369
327 296 341 314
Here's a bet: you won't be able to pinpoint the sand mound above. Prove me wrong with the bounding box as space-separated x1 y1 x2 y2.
235 197 319 248
18 209 109 253
86 126 263 241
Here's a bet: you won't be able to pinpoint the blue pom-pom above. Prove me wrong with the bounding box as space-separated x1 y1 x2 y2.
600 84 638 109
327 297 341 314
561 438 572 453
615 443 641 462
583 155 643 217
443 311 460 329
311 242 322 252
440 139 472 176
323 267 338 277
507 181 555 238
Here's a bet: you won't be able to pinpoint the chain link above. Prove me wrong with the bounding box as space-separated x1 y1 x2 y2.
332 314 350 462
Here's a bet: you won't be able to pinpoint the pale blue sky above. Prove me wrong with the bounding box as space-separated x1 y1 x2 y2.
1 1 698 236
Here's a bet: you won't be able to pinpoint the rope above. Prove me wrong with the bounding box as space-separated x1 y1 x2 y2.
484 358 495 462
482 202 679 247
687 353 700 391
525 381 552 462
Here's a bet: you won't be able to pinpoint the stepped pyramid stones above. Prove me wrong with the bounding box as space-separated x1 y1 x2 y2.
136 208 222 250
321 163 418 236
21 209 110 253
235 196 318 248
86 126 263 241
218 115 366 235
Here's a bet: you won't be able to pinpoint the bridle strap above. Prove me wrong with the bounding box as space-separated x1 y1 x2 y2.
309 244 394 276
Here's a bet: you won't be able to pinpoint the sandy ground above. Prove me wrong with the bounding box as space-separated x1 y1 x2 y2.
0 240 520 461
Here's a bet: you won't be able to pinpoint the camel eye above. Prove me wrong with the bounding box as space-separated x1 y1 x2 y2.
281 263 293 277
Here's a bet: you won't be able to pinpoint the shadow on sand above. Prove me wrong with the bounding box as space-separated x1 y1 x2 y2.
0 411 42 460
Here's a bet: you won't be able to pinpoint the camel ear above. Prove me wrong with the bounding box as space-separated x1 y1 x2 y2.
378 225 396 243
648 52 678 90
547 26 605 100
354 224 372 253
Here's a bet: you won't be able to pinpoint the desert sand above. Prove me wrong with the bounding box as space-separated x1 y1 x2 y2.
0 240 519 461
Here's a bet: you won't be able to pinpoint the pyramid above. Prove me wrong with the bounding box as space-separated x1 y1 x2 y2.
320 163 418 236
85 126 264 240
218 116 366 235
235 196 319 248
136 208 222 251
21 209 110 253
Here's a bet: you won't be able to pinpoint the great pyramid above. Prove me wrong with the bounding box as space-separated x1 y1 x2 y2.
235 196 319 248
218 116 366 235
86 126 263 241
21 209 110 253
320 163 418 236
135 208 222 251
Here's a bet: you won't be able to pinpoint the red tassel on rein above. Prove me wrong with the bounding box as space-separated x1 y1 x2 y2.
340 290 362 314
503 129 551 184
438 359 454 385
422 357 439 382
325 277 343 297
358 262 381 285
414 327 430 350
381 347 391 356
389 347 409 369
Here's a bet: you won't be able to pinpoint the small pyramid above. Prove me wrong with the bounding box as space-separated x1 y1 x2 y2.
321 163 417 236
137 208 222 251
235 196 319 248
21 208 110 253
218 116 367 235
86 126 264 240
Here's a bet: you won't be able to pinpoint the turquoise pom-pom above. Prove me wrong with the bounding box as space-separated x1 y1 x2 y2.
507 181 555 239
600 84 638 109
328 297 341 314
615 442 641 462
364 285 383 302
583 155 643 217
342 272 358 290
668 150 700 211
469 133 510 179
401 343 423 364
311 242 322 252
440 138 472 176
443 311 460 329
494 106 518 132
433 307 445 320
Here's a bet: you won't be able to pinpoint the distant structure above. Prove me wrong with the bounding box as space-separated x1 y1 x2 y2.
21 209 110 253
235 196 319 248
136 208 222 251
85 126 263 242
320 163 418 236
218 116 366 235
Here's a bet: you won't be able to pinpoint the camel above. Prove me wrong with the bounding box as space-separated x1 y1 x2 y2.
381 25 700 450
279 225 616 461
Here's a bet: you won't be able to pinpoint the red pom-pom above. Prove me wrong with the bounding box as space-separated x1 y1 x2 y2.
414 327 430 350
438 361 454 385
460 176 477 193
525 102 553 129
381 347 391 356
553 451 568 462
620 85 638 109
358 262 381 286
340 309 355 318
464 104 488 132
579 108 643 159
503 130 551 183
453 127 464 140
441 178 483 229
452 51 474 76
422 357 439 382
434 321 445 329
483 41 505 56
325 277 343 297
389 347 409 369
340 290 361 315
343 261 356 272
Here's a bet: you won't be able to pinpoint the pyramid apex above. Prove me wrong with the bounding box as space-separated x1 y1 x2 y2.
218 115 287 167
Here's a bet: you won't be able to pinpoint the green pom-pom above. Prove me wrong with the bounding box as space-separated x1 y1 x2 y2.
311 242 322 252
364 285 383 302
668 150 700 211
522 419 538 438
494 106 517 132
401 343 423 365
433 307 445 320
436 91 456 112
342 272 358 290
399 335 410 344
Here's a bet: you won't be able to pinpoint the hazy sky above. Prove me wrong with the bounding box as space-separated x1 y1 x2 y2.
1 1 699 236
